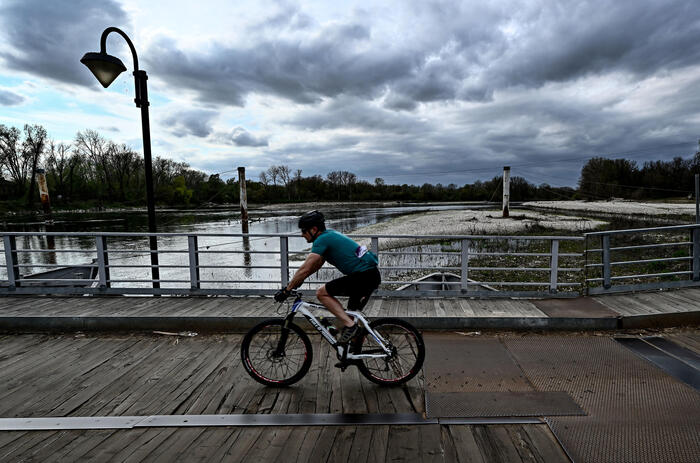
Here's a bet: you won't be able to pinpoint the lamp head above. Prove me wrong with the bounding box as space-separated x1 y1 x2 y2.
80 52 127 88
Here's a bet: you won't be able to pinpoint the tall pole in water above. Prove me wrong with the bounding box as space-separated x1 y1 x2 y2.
238 167 249 234
502 166 511 217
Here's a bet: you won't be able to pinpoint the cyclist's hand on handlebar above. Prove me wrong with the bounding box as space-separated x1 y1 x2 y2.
274 288 291 302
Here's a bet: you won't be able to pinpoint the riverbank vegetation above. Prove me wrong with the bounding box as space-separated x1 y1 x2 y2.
1 123 699 213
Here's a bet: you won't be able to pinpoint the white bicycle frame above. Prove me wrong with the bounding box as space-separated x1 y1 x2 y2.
289 298 393 360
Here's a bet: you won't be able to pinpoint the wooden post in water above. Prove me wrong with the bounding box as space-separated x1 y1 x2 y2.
36 168 52 217
238 167 249 234
502 166 511 217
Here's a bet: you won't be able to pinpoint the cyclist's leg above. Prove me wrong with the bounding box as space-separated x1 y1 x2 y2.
347 267 381 311
316 284 355 328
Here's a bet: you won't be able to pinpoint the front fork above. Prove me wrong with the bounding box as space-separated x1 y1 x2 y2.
274 311 298 356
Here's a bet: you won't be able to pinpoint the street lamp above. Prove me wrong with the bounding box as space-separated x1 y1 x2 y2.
81 27 160 289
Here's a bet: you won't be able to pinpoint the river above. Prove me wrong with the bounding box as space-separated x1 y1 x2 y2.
3 202 487 287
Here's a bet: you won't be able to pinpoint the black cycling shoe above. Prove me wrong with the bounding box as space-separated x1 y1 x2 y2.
337 323 360 344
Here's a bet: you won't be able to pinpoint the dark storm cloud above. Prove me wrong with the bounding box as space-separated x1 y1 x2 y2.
286 96 428 133
0 89 24 106
485 0 700 92
163 109 218 138
0 0 130 86
145 20 417 107
144 0 700 110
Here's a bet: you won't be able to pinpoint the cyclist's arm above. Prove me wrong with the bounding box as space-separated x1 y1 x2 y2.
286 252 325 290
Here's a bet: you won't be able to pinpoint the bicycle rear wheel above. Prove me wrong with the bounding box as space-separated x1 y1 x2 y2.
356 318 425 386
241 319 313 386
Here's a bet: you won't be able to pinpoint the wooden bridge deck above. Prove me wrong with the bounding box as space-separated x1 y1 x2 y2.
0 333 571 462
0 287 698 333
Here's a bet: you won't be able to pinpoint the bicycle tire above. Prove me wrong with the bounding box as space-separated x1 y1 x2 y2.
241 319 313 387
356 318 425 386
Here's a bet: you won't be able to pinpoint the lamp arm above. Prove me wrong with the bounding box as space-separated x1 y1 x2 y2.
100 27 139 71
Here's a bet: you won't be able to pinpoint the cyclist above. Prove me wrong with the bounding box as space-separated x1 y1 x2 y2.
274 210 381 344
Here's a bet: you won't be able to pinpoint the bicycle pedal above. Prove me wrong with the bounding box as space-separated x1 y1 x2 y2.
334 361 348 371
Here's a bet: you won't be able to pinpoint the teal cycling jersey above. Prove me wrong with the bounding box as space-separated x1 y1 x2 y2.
311 229 378 275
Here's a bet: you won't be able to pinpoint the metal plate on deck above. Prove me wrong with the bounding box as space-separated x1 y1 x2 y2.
616 337 700 390
0 416 143 431
140 413 435 427
644 336 700 370
423 333 532 392
426 391 584 418
532 297 619 318
505 336 700 463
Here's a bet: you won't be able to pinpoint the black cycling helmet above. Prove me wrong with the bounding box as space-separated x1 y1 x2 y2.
298 210 326 231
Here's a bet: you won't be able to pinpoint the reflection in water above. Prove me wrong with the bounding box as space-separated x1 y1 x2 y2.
46 234 57 266
242 234 252 278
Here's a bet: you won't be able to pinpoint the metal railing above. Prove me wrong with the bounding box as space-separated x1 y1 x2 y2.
584 224 700 294
0 231 582 297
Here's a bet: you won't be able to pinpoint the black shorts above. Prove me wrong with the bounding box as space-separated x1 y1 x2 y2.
325 267 381 311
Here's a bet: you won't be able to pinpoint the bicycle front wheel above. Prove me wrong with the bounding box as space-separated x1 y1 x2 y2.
356 318 425 386
241 319 313 386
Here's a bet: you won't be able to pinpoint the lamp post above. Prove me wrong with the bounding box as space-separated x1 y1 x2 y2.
81 27 160 289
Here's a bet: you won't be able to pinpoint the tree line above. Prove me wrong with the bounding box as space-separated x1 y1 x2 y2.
0 123 697 210
578 153 700 200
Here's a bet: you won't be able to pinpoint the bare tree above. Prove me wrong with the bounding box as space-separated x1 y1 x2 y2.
259 171 269 186
45 140 72 198
23 124 47 206
74 130 114 198
266 165 280 186
0 124 28 195
277 165 292 199
109 142 138 201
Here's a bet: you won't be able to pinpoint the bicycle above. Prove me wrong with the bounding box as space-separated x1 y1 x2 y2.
241 290 425 387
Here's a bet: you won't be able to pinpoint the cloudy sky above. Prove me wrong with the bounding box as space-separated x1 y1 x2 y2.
1 0 699 187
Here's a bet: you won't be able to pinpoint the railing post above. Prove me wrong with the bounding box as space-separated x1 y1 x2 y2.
280 236 289 287
550 239 559 293
692 228 700 281
461 239 469 291
3 235 20 289
602 234 611 289
95 236 110 288
188 235 200 289
371 237 379 257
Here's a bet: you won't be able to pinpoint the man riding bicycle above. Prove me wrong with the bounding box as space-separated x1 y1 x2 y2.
274 210 381 344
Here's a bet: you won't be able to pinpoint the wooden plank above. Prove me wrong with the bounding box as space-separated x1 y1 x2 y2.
366 425 390 463
172 340 243 414
307 426 339 463
348 425 374 462
198 428 247 462
0 338 105 409
166 339 242 415
0 430 60 461
27 339 144 417
444 425 485 463
433 299 447 317
43 430 115 463
518 424 570 463
83 340 179 415
341 366 369 414
472 425 524 463
386 425 421 462
277 427 314 462
419 424 444 463
326 426 356 462
96 339 210 416
295 427 324 461
458 299 476 317
148 428 208 463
